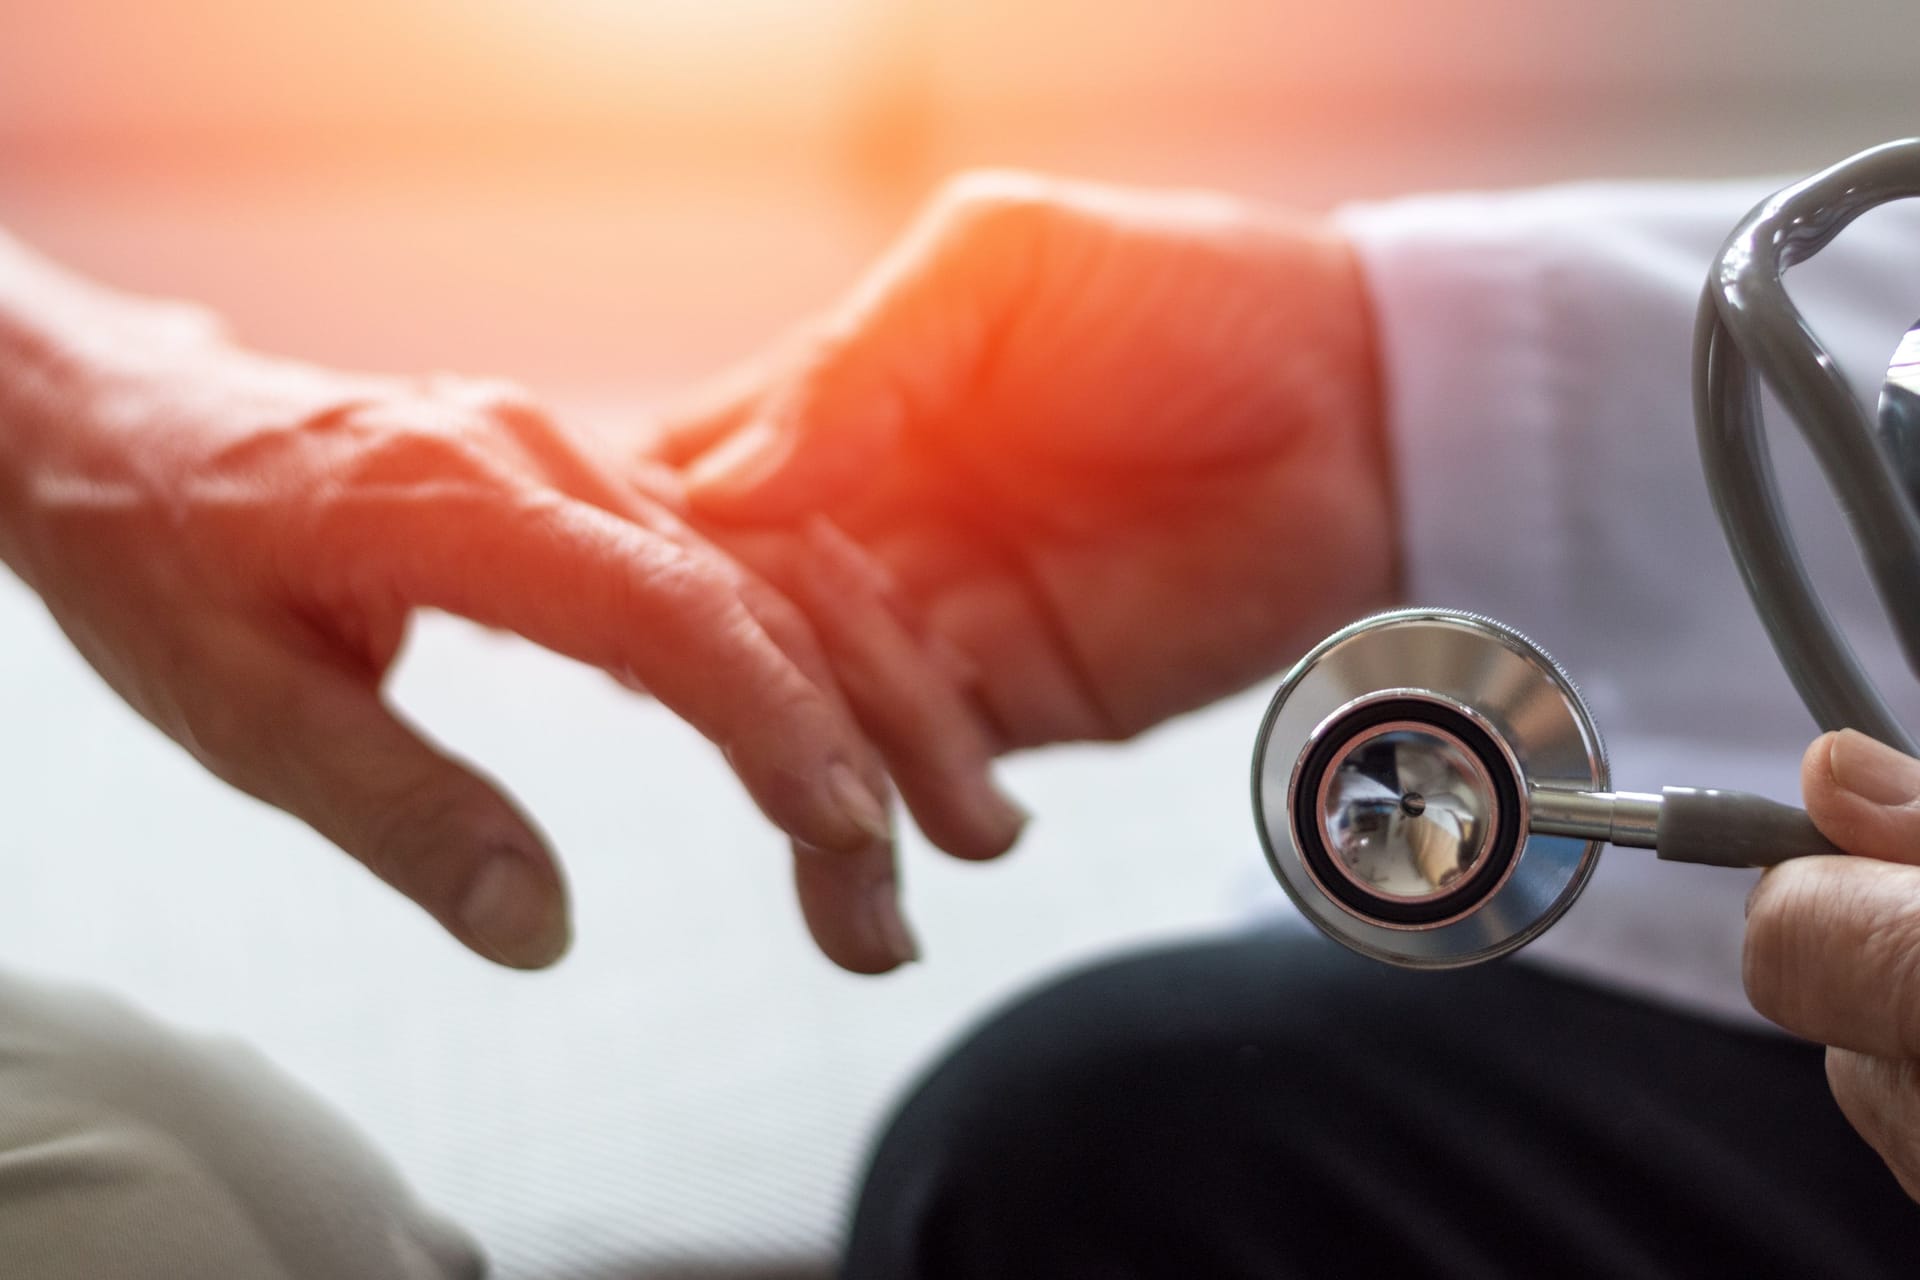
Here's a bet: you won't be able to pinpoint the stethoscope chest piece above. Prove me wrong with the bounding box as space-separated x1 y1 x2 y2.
1253 609 1609 968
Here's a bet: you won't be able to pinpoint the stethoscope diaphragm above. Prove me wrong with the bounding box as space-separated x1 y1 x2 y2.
1252 609 1608 968
1253 608 1842 967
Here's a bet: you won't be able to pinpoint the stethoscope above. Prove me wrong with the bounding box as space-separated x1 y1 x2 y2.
1251 139 1920 969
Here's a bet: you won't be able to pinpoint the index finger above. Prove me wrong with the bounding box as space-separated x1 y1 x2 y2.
1744 855 1920 1057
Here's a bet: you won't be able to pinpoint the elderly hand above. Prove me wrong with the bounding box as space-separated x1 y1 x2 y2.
0 259 921 974
1746 728 1920 1200
654 173 1396 826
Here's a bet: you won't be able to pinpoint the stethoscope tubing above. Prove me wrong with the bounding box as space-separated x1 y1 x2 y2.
1696 137 1920 754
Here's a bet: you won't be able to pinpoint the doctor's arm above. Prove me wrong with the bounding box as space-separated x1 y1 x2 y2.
0 226 932 975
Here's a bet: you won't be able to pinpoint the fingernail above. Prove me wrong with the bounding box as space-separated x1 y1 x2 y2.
685 419 785 503
867 881 920 966
1829 728 1920 806
461 851 571 969
827 761 892 846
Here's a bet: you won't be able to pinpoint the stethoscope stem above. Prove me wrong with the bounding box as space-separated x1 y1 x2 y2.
1529 784 1840 867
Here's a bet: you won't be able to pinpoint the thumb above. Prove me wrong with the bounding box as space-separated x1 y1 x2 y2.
184 623 570 969
1802 728 1920 865
685 171 1046 521
682 373 905 523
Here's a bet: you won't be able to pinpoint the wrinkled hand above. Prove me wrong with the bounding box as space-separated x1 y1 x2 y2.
1746 729 1920 1200
0 306 918 973
655 173 1396 818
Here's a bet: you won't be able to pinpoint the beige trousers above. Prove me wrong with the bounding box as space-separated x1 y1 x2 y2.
0 971 483 1279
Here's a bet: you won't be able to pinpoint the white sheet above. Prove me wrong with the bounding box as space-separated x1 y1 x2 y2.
0 570 1257 1277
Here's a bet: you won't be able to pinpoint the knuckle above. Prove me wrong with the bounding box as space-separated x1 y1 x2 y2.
917 170 1065 268
342 426 499 490
446 378 563 445
934 168 1052 233
301 419 513 553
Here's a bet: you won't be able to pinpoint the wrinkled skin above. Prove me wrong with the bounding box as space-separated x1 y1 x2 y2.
0 280 946 974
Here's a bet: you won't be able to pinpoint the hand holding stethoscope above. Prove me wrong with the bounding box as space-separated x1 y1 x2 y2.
1253 140 1920 968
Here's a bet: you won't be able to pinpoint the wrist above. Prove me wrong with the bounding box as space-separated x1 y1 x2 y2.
0 252 233 582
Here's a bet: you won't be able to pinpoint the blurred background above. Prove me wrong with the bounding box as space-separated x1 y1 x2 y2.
6 0 1920 401
4 3 1920 1276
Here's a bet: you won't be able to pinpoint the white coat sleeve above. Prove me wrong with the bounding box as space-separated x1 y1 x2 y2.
1329 180 1920 1025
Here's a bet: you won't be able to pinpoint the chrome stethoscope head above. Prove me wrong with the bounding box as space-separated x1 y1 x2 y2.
1252 609 1608 969
1257 140 1920 969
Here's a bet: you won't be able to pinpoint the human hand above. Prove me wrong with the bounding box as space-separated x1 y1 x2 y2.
0 295 917 974
1745 729 1920 1200
656 173 1396 771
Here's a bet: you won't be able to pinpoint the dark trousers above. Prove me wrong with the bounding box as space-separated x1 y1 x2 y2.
844 930 1920 1278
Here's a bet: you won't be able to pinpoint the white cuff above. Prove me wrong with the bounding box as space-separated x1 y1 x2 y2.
1336 194 1573 612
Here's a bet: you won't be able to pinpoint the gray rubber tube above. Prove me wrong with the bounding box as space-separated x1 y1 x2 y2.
1694 138 1920 754
1655 787 1841 867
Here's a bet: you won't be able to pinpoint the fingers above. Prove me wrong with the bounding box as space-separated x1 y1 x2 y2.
1747 731 1920 1053
790 517 1028 861
1744 855 1920 1057
177 618 570 969
792 832 919 976
683 171 1051 522
354 489 878 844
701 517 1030 861
317 483 915 972
1827 1049 1920 1201
718 567 922 970
1802 729 1920 864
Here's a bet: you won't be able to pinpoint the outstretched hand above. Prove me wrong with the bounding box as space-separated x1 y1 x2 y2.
0 287 922 973
653 172 1397 834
